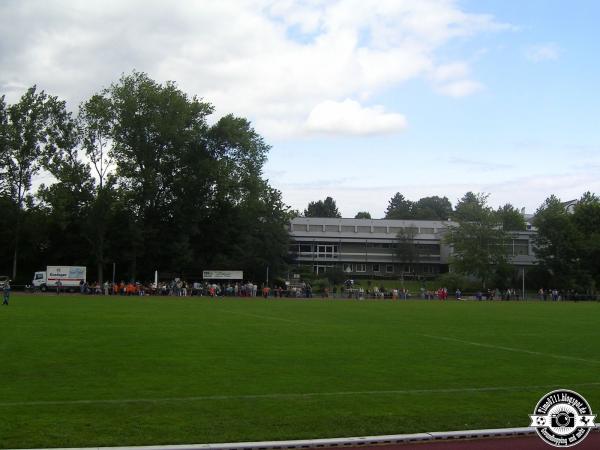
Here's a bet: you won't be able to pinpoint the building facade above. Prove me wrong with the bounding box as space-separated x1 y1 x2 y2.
289 217 536 277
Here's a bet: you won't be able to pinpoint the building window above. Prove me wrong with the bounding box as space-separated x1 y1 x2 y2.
356 263 366 272
343 263 353 273
341 225 355 232
316 244 338 259
513 239 529 256
386 264 394 273
357 226 371 233
308 225 323 232
372 263 380 272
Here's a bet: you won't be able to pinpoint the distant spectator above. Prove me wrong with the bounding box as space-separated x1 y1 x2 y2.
262 285 270 298
2 281 10 305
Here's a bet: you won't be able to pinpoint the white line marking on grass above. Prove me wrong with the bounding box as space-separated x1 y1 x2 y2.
2 382 600 407
216 308 311 326
420 334 600 365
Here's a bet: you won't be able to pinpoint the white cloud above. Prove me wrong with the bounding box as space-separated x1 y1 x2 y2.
434 79 484 97
305 99 407 135
525 43 561 62
429 62 484 97
431 62 470 83
0 0 507 138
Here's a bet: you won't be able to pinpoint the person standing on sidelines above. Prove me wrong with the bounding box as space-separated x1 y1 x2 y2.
2 281 10 305
56 279 62 295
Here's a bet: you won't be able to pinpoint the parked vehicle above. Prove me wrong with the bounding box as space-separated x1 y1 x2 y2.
32 266 87 292
0 275 9 288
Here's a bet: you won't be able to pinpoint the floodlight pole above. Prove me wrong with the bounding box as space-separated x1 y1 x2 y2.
266 266 269 285
112 262 116 284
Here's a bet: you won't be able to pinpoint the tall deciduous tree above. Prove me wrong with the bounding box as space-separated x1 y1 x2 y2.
412 196 453 220
78 94 117 284
37 96 95 268
396 226 422 276
1 87 57 279
571 192 600 291
497 204 527 231
304 196 341 218
106 72 214 278
534 193 600 292
445 192 510 287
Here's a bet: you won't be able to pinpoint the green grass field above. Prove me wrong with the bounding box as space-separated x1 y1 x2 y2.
1 295 599 449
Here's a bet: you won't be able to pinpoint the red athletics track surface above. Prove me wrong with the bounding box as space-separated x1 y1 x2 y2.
331 430 600 450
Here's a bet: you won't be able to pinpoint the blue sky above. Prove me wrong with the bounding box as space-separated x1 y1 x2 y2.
1 0 599 217
263 1 600 216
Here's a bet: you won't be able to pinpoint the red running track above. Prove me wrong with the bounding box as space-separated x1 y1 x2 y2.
332 431 600 449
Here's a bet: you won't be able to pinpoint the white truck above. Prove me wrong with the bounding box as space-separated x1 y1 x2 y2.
32 266 87 292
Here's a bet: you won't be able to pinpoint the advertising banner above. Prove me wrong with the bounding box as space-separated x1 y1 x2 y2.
202 270 243 280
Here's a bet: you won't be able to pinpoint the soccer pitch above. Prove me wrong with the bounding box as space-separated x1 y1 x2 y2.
1 295 599 449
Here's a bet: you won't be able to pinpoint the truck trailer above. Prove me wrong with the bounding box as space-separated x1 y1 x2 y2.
32 266 87 292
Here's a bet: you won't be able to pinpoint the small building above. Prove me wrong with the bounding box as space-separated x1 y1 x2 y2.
288 217 536 277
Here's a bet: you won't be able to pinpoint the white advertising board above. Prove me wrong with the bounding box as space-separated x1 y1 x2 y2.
202 270 243 280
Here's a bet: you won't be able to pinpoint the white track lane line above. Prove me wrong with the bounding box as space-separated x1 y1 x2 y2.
420 334 600 364
216 308 311 325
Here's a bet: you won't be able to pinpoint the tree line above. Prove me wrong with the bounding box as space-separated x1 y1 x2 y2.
303 192 526 227
2 72 599 293
0 72 291 284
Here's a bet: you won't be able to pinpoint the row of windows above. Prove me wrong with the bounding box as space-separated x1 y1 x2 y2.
292 224 438 234
291 242 529 256
290 243 441 253
339 263 440 274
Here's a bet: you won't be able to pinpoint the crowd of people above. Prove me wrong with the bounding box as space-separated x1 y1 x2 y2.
536 288 597 301
68 279 291 298
36 278 597 302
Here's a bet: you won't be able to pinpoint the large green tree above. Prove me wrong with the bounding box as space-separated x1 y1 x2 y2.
37 97 95 269
102 72 215 278
304 196 341 218
445 192 510 287
0 74 292 283
533 193 600 292
412 196 453 220
497 203 527 231
384 192 413 219
0 87 62 280
396 226 423 277
354 211 371 219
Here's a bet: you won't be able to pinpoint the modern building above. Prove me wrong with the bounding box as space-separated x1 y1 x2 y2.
288 217 536 277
